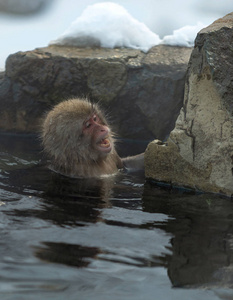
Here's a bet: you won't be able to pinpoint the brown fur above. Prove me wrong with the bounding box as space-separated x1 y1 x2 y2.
41 98 123 178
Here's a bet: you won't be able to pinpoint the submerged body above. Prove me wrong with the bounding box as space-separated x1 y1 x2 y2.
41 98 144 178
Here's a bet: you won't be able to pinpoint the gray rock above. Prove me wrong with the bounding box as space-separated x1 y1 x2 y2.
145 13 233 196
0 0 51 15
0 45 192 140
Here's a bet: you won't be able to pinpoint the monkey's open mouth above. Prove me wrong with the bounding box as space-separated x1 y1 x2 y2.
97 138 112 152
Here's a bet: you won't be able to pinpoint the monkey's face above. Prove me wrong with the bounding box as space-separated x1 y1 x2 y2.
42 99 115 169
82 113 112 155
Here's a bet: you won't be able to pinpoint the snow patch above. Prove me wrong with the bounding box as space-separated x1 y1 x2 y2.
50 2 162 52
162 22 206 47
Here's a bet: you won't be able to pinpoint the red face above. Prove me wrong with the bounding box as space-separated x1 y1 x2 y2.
82 114 112 154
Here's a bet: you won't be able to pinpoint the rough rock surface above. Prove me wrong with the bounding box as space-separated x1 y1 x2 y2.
145 13 233 196
0 45 191 140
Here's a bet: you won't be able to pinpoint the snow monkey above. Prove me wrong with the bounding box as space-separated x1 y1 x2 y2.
41 98 144 178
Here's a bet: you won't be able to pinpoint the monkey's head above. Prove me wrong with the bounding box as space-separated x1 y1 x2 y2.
41 98 117 176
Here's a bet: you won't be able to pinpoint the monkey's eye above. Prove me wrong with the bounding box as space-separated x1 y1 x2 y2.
85 121 91 128
93 114 97 122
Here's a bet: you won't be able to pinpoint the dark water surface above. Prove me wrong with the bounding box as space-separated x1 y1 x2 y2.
0 134 233 300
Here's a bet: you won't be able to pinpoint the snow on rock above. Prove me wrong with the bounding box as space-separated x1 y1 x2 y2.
162 22 206 47
50 2 161 52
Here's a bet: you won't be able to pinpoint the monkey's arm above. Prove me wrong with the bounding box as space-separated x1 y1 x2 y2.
122 153 144 172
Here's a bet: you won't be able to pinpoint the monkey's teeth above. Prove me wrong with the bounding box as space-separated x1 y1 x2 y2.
99 138 110 147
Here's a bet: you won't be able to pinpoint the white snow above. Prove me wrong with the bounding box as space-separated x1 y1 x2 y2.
162 22 206 47
50 2 161 52
50 2 206 51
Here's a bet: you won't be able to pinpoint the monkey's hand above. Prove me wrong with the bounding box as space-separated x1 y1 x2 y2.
122 153 144 172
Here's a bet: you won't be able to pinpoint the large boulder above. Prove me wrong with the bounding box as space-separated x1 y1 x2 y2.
0 45 191 140
145 13 233 196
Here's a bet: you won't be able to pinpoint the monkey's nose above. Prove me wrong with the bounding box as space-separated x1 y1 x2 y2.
100 125 109 133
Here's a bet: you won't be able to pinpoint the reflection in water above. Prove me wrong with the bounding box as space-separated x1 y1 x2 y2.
143 182 233 288
7 169 114 226
0 134 233 300
35 242 101 268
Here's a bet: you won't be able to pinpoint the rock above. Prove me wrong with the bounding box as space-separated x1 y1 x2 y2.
0 0 51 15
0 45 192 140
145 13 233 196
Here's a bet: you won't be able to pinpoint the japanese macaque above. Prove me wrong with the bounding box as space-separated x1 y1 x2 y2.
41 98 144 178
